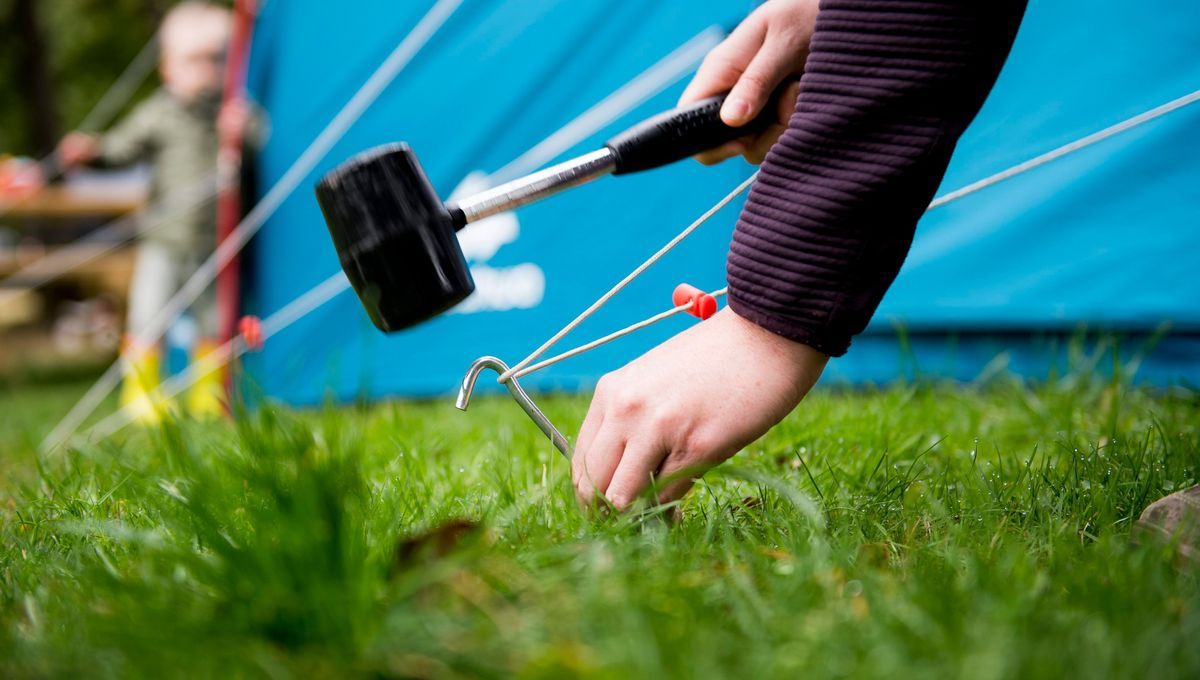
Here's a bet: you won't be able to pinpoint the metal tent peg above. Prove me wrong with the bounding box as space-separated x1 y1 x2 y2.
455 356 572 459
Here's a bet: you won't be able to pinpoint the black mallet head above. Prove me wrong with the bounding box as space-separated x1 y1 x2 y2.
315 144 474 333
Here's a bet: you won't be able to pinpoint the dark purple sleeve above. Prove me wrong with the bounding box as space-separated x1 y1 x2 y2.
726 0 1028 356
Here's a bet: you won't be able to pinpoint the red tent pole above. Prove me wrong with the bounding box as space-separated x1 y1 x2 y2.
216 0 258 347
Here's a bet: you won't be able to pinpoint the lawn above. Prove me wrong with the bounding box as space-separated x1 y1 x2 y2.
1 357 1199 678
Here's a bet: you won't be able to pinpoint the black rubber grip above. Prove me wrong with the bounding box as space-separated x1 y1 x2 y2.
604 90 784 175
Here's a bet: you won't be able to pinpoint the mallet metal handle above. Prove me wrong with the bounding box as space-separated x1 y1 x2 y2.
451 148 616 225
449 90 786 228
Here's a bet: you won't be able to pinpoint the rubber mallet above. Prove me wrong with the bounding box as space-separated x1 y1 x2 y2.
316 91 781 332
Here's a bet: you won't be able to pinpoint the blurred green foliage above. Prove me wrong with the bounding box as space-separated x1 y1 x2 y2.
0 0 230 156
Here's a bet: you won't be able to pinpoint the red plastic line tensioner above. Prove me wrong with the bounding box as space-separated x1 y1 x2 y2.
672 283 718 320
239 315 264 351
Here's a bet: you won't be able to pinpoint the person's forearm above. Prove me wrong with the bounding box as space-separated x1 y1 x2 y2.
87 96 162 169
89 138 144 169
727 0 1028 356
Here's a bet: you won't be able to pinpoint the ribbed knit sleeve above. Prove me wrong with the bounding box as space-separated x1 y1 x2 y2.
726 0 1027 356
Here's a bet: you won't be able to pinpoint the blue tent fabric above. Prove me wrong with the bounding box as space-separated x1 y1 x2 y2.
882 0 1200 331
243 0 1200 404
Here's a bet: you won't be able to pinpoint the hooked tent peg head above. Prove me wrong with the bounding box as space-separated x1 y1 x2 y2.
456 356 572 459
315 143 474 333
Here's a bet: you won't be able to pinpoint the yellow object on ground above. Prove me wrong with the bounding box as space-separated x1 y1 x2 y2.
119 344 165 425
186 339 226 419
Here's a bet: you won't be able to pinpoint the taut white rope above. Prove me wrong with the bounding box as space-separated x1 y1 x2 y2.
497 172 757 383
507 287 728 382
928 86 1200 210
489 26 724 183
41 0 463 452
499 84 1200 384
77 36 160 134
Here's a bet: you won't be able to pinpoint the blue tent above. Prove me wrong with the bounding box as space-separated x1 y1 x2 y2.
243 0 1200 404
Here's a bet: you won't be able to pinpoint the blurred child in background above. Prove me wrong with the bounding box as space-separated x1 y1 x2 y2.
57 1 257 422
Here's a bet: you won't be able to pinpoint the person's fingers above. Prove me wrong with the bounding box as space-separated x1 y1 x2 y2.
653 455 708 506
654 477 696 508
741 124 785 165
604 437 669 511
679 16 766 105
721 33 799 126
58 133 98 167
777 79 801 125
572 406 603 497
693 140 745 166
737 81 801 164
574 420 625 510
574 411 603 460
572 375 612 482
575 384 606 456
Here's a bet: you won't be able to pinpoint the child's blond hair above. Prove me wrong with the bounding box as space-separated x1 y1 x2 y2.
159 2 231 58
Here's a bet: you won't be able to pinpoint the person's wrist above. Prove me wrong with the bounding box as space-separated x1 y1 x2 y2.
724 304 823 356
722 305 828 397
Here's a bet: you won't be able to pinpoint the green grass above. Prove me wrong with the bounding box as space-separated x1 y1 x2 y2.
1 362 1198 678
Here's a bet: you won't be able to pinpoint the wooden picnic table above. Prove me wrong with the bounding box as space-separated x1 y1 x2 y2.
0 184 146 221
0 182 146 336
